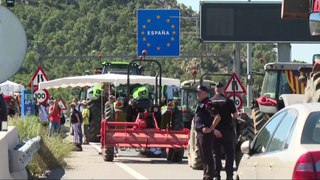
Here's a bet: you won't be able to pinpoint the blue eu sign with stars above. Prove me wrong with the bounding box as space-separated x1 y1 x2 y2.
137 9 180 57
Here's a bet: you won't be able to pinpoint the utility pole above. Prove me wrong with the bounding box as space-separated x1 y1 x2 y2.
233 43 241 77
246 0 253 107
247 43 253 107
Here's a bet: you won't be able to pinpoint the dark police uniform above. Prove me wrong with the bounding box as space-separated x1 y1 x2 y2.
211 93 237 179
195 97 218 180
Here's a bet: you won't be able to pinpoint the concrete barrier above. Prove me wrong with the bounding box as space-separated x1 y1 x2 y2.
0 126 41 179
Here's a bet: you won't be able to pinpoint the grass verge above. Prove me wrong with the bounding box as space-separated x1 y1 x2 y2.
9 116 73 177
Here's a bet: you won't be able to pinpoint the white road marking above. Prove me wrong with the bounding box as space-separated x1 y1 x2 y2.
89 143 147 179
115 162 148 180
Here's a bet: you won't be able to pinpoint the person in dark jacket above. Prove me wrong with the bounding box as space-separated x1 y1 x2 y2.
70 103 82 151
210 82 240 180
194 85 221 180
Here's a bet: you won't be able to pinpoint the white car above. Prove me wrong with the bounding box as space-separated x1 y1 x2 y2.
237 103 320 179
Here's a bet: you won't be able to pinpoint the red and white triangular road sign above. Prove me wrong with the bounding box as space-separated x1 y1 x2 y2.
225 73 246 94
28 66 49 87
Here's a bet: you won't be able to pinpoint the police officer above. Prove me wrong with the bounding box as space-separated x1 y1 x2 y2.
211 82 239 180
194 85 221 180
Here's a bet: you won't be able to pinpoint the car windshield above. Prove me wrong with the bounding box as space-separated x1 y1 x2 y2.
301 112 320 144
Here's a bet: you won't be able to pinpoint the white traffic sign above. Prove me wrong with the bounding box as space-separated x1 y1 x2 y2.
33 89 49 105
225 73 246 93
228 94 243 110
29 66 49 87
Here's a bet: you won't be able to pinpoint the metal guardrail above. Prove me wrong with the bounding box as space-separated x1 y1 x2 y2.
9 136 41 172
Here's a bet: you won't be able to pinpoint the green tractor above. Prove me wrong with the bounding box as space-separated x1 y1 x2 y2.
79 60 144 142
101 59 187 162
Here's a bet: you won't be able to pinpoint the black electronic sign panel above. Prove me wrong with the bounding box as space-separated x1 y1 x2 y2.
200 2 320 42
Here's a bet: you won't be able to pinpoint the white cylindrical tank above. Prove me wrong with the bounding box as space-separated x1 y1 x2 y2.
0 6 27 83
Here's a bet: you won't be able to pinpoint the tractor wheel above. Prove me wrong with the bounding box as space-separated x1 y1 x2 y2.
251 107 269 134
238 113 255 142
305 72 320 103
172 109 184 130
103 103 115 160
312 71 320 102
105 103 115 122
167 148 184 162
103 147 114 162
187 119 202 170
304 79 313 103
305 68 320 103
89 117 101 142
235 113 255 168
166 148 173 161
312 71 320 82
88 100 104 142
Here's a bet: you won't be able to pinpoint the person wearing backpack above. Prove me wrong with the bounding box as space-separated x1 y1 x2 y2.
70 103 82 151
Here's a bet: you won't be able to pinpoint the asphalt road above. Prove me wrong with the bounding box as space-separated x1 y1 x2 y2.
45 126 236 179
47 141 236 179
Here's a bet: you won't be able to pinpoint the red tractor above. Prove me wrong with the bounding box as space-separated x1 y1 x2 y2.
251 62 312 133
100 59 189 162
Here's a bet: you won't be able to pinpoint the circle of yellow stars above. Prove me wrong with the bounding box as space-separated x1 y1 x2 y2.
140 15 177 51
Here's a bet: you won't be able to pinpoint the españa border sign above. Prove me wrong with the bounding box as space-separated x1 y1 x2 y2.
137 9 180 57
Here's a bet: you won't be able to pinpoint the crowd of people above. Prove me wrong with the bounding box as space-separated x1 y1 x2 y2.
0 81 241 179
36 97 90 151
2 93 21 118
194 82 240 180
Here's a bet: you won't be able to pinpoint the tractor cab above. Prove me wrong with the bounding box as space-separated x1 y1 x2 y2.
101 61 143 75
251 62 313 134
256 62 312 115
180 79 216 129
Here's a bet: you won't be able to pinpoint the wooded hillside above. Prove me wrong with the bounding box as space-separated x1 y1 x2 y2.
9 0 277 102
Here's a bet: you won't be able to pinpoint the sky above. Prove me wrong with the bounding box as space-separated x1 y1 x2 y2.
177 0 320 63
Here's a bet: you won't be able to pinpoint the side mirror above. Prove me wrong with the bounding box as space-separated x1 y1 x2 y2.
309 13 320 36
240 140 251 154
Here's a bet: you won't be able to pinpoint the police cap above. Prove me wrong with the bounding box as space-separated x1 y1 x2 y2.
196 85 209 93
215 81 225 88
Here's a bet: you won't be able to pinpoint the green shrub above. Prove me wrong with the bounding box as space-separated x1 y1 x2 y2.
9 116 73 177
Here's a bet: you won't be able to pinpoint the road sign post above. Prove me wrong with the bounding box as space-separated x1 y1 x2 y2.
227 94 243 110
